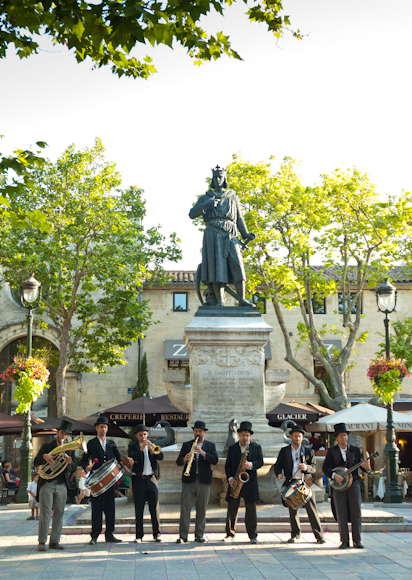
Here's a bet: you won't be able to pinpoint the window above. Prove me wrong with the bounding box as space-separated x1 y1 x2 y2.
248 293 266 314
173 292 188 312
167 359 190 384
304 295 326 314
338 293 362 314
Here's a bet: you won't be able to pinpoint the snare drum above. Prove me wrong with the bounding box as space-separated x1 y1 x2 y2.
85 459 123 497
282 480 312 510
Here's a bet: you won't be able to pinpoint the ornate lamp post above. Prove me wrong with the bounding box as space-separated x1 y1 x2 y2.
376 279 403 504
15 274 42 504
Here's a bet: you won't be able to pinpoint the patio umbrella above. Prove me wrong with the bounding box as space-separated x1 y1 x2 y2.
266 402 320 427
79 414 131 439
31 414 130 439
0 412 44 435
306 403 412 435
99 394 189 427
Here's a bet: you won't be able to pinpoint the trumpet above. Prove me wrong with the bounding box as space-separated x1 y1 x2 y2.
146 440 162 454
184 437 199 477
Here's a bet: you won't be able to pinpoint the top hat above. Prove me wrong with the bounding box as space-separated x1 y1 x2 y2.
238 421 253 435
94 416 109 427
57 419 73 434
289 424 305 435
192 420 208 431
333 423 349 435
135 424 149 434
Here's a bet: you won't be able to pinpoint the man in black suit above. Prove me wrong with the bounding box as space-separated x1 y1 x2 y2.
223 421 263 544
323 423 370 549
176 420 218 543
81 416 132 545
34 419 77 551
275 424 325 544
128 424 164 543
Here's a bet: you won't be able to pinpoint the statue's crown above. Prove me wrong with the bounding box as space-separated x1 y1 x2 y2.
212 164 226 175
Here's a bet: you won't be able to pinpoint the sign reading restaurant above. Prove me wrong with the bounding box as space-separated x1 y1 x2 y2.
109 413 188 421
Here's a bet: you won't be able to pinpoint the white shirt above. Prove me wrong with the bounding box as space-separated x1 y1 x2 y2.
140 443 153 476
27 480 37 496
196 442 203 474
339 445 348 463
98 437 106 452
291 444 303 479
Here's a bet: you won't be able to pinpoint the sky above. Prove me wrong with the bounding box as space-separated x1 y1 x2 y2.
1 0 412 270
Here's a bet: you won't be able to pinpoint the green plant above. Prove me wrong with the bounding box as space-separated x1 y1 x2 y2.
0 353 50 413
368 358 410 405
132 352 149 399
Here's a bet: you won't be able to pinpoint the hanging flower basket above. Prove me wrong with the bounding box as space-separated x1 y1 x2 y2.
0 355 50 413
367 358 410 405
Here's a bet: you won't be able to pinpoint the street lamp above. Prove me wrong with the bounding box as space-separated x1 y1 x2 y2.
15 274 42 504
376 278 403 504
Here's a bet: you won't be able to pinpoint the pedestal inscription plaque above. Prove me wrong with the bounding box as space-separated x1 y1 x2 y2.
194 346 264 421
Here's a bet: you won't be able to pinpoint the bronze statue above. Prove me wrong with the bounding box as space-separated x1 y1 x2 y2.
189 165 255 307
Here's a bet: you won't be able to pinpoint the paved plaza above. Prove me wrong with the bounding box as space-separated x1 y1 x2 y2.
2 504 412 580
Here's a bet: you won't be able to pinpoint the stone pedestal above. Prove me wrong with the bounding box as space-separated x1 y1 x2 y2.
159 311 298 504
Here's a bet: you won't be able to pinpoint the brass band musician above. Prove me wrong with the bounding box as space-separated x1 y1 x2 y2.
176 420 218 543
223 421 263 544
34 419 77 551
275 424 325 544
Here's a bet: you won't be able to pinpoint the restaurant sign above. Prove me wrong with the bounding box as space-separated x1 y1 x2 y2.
276 413 308 420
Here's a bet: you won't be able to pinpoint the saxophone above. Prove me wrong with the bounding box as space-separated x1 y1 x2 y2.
183 437 199 476
230 445 250 498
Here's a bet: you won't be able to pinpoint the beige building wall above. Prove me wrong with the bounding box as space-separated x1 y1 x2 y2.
1 275 411 424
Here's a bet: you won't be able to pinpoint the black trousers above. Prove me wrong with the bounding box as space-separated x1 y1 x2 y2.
132 475 160 539
288 490 324 540
225 496 257 539
332 477 362 544
90 486 115 540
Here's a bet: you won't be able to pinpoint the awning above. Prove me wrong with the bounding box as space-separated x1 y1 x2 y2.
164 339 272 360
100 394 189 427
266 402 320 426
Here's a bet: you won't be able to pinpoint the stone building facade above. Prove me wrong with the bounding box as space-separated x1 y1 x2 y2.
1 268 412 427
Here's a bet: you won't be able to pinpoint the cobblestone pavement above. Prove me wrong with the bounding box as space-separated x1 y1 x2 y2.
2 506 412 580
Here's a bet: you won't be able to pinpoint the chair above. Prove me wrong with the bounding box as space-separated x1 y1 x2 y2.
0 474 15 505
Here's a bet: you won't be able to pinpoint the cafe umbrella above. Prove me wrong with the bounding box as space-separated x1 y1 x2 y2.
99 394 189 427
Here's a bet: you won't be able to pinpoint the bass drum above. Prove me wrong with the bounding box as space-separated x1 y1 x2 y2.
85 459 123 497
282 480 312 510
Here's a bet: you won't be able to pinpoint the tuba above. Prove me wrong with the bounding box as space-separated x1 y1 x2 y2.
231 445 250 498
38 432 87 480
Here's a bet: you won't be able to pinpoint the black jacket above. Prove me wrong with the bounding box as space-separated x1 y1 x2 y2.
128 441 164 479
322 444 365 481
34 438 77 500
225 440 263 503
176 439 218 484
275 444 317 487
80 437 121 474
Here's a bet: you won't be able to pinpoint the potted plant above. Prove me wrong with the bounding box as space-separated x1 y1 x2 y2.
367 357 410 405
0 353 50 413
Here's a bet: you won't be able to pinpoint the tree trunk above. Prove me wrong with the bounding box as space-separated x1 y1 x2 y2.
56 320 71 416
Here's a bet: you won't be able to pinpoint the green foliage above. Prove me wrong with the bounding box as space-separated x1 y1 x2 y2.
0 353 50 413
376 317 412 370
0 138 181 414
0 1 302 78
132 352 149 399
0 139 51 233
222 154 406 410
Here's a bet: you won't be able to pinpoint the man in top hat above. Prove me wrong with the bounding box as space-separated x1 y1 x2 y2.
223 421 263 544
128 424 164 543
176 420 218 543
275 424 326 544
323 423 371 549
34 419 78 551
81 416 133 545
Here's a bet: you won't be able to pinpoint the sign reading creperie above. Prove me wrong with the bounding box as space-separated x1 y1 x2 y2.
109 413 188 421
